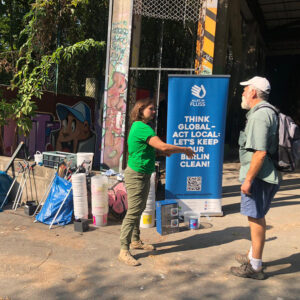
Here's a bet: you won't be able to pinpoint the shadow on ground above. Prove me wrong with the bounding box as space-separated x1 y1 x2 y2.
7 251 300 300
135 226 251 259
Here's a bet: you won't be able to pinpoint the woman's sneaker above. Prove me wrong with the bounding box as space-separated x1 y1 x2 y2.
230 263 267 280
118 249 141 266
130 240 156 250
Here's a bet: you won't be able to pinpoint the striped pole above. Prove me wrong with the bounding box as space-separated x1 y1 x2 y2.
195 0 218 75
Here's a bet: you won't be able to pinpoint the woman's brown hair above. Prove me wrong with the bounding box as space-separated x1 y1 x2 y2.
130 98 155 122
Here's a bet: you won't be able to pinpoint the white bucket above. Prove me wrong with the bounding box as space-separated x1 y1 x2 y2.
145 172 156 211
140 209 155 228
93 213 108 227
34 151 43 165
91 175 108 215
77 152 94 173
72 173 88 219
91 175 108 194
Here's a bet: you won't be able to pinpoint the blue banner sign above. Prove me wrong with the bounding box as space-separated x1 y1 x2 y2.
166 75 230 215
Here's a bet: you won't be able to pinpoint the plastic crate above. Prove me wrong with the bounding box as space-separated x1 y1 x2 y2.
42 151 77 169
156 200 179 235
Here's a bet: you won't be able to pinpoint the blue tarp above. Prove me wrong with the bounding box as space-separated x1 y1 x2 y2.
36 174 73 225
0 171 13 206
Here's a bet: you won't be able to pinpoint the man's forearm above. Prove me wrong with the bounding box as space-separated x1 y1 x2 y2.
245 150 267 183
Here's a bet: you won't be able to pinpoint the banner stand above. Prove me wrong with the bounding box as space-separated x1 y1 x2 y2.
165 75 230 216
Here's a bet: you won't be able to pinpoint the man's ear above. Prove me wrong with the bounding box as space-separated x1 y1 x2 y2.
249 87 257 98
83 121 89 132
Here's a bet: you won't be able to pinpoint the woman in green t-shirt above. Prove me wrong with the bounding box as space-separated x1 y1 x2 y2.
119 98 195 266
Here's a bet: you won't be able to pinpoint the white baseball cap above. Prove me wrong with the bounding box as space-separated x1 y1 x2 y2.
240 76 271 94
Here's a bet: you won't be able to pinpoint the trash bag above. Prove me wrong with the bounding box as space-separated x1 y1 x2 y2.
36 174 73 225
0 171 13 206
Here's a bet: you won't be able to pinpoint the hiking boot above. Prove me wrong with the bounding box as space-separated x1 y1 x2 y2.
235 253 249 265
230 263 267 280
130 240 156 251
118 249 141 266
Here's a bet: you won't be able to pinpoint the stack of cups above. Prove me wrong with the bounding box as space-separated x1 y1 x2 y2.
140 172 156 228
72 173 88 220
91 175 109 226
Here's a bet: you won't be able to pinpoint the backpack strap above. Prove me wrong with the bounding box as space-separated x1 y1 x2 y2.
253 103 279 115
252 104 280 165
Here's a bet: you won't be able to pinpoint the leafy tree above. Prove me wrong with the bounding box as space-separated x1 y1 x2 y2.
0 0 34 84
0 0 108 153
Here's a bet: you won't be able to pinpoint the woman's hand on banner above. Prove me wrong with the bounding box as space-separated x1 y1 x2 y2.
184 147 195 159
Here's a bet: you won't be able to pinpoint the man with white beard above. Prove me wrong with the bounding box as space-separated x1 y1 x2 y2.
230 76 280 280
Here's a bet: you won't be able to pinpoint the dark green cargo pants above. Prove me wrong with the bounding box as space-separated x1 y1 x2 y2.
120 167 151 250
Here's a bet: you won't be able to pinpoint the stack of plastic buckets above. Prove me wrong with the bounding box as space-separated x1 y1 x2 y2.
72 173 88 219
140 172 156 228
91 175 109 226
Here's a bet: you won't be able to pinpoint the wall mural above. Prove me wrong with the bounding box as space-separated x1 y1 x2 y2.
101 0 133 172
1 87 97 160
52 102 96 153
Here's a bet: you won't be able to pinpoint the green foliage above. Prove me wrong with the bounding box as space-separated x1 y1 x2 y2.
0 0 108 138
13 38 105 96
0 97 14 127
10 38 105 135
0 1 34 84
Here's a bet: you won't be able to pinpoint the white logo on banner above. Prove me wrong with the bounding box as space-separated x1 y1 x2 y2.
190 84 206 106
191 85 206 98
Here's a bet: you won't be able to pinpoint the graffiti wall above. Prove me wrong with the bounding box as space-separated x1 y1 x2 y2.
101 0 133 171
1 86 98 165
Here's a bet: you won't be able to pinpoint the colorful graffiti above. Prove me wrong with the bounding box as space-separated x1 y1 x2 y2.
3 114 60 156
101 0 133 171
52 102 96 153
102 72 127 168
2 96 96 158
110 23 130 68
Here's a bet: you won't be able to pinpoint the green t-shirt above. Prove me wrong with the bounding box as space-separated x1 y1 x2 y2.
127 121 156 174
239 101 280 184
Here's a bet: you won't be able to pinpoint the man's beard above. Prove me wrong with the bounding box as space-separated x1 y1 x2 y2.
241 96 251 110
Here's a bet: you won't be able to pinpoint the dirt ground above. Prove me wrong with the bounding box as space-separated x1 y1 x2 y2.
0 163 300 300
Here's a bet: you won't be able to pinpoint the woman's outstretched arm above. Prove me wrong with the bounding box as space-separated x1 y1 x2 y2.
147 136 195 159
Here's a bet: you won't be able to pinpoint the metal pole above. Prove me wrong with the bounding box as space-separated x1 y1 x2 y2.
103 0 113 114
155 20 164 134
33 173 56 217
12 171 25 210
101 0 114 163
0 170 22 210
49 187 72 230
14 168 30 210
